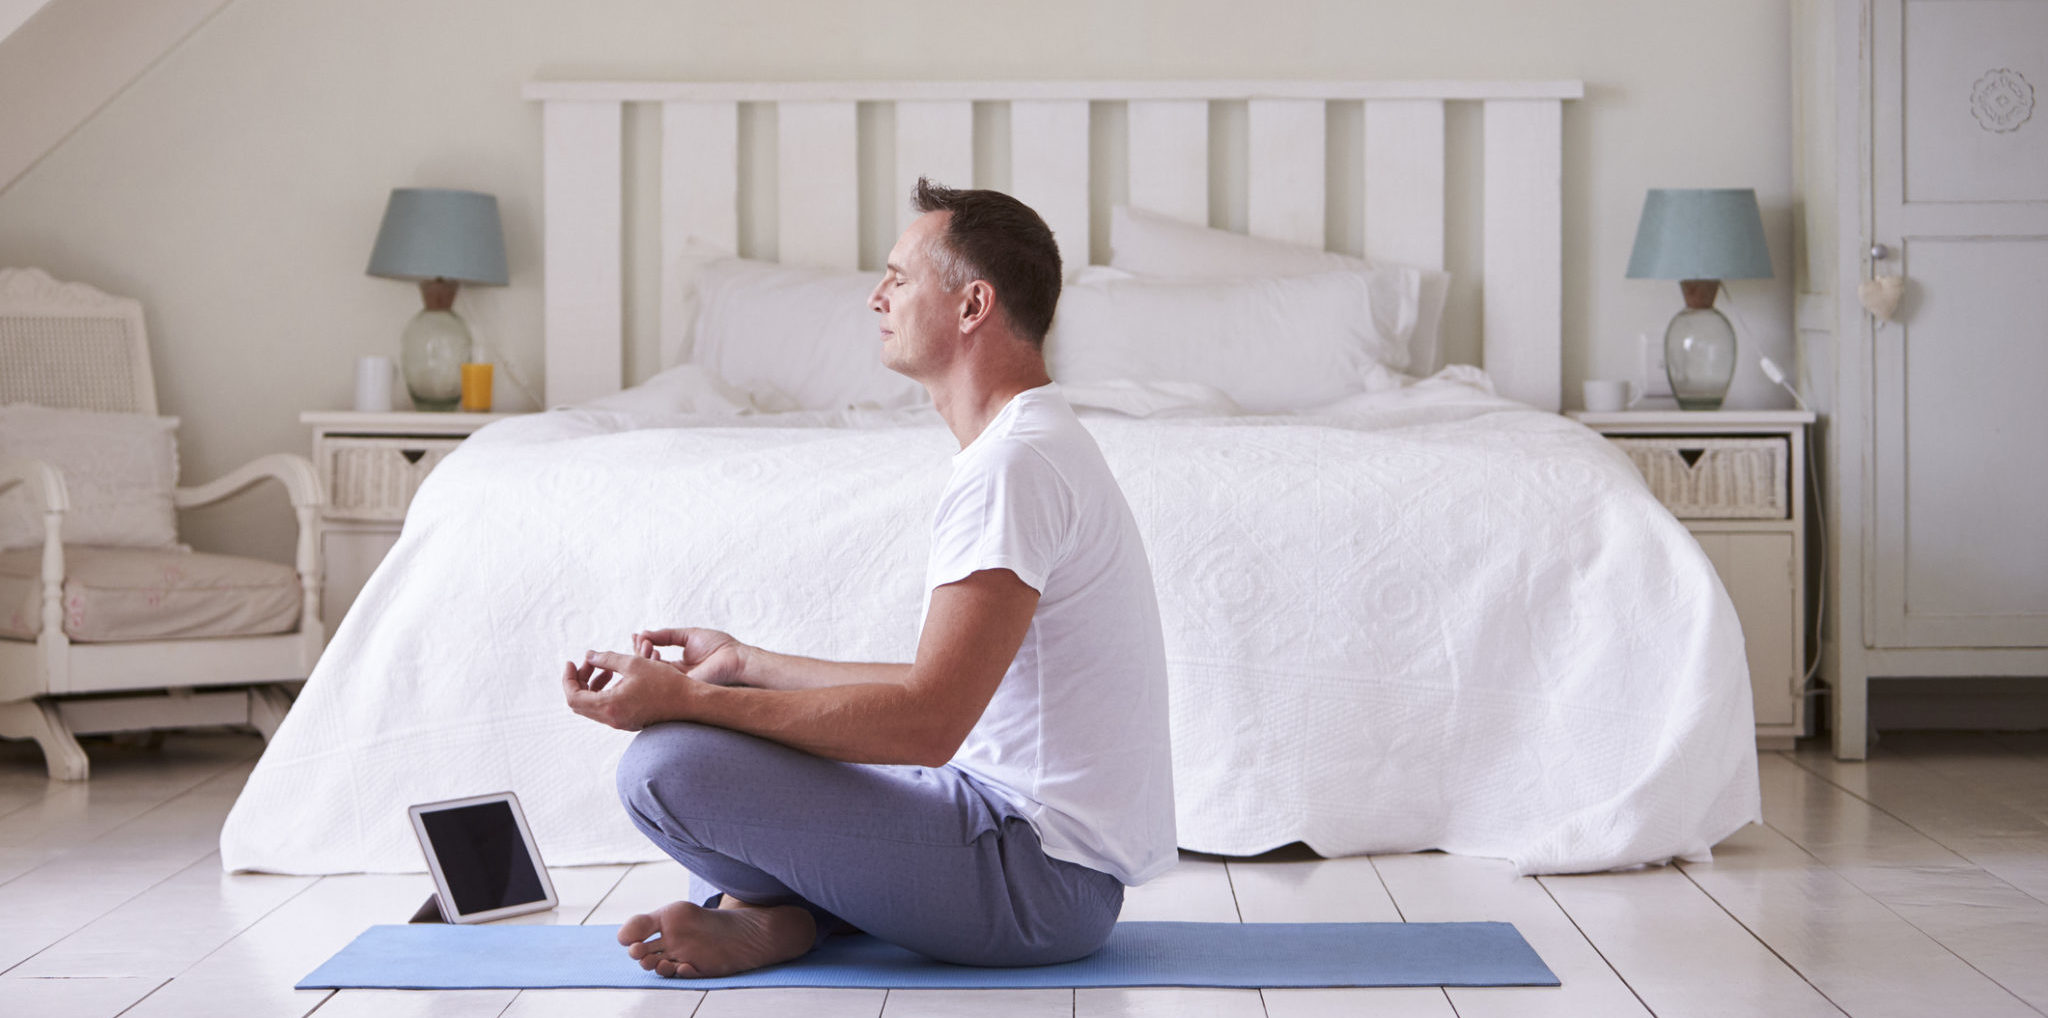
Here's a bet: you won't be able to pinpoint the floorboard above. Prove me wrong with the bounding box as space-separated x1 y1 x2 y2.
0 734 259 888
1789 742 2048 905
11 851 315 980
0 759 255 974
692 987 885 1017
1078 987 1265 1018
882 987 1072 1017
312 988 518 1017
500 987 709 1016
1677 821 2036 1018
1539 864 1844 1017
0 737 62 820
1888 732 2048 826
0 973 164 1018
1761 751 2048 1011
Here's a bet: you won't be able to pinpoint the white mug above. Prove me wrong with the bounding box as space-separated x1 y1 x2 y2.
1582 379 1642 413
355 355 394 412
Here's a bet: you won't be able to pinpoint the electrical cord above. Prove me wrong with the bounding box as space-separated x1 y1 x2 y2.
1721 289 1829 699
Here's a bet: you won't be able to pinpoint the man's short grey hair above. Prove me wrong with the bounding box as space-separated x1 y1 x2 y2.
909 178 1063 345
920 229 974 292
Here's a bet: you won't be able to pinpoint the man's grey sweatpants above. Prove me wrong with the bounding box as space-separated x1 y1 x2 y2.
615 721 1125 967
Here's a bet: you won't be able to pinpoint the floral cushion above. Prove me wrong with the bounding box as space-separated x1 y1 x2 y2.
0 545 299 643
0 404 180 551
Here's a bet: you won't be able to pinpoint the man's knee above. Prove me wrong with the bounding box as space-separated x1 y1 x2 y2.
615 721 749 823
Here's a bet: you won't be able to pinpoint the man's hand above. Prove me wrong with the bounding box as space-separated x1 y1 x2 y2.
634 627 749 687
562 652 698 731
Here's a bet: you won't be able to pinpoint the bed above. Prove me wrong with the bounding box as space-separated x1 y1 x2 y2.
219 79 1760 878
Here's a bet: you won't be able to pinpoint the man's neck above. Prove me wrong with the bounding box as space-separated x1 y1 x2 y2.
929 365 1052 450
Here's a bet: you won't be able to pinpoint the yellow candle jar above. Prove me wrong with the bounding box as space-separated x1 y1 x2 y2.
459 362 493 413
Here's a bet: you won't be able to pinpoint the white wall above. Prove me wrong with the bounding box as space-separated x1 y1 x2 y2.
0 0 231 193
0 0 1795 563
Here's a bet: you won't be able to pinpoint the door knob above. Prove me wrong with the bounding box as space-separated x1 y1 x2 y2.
1870 243 1891 260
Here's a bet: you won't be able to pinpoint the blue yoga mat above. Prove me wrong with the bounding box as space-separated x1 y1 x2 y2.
299 921 1558 990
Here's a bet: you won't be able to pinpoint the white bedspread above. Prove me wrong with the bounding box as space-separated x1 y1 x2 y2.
221 373 1759 877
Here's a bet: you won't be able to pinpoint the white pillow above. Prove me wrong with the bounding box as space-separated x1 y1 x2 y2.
689 256 928 413
1044 272 1409 413
0 404 181 551
1108 204 1452 374
565 364 756 416
1060 379 1245 418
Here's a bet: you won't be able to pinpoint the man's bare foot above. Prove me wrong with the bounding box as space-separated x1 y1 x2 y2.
617 899 817 978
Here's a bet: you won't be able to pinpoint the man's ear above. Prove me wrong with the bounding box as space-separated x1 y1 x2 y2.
959 280 995 334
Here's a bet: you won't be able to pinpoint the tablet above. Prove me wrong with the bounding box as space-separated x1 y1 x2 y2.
408 791 558 924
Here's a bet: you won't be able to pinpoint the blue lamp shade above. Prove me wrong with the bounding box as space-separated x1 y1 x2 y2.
366 188 508 286
1625 188 1772 281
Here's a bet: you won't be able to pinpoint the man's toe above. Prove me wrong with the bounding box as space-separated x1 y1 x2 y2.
618 912 660 946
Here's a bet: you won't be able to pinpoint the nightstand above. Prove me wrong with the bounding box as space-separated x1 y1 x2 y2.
1569 410 1817 749
301 411 520 635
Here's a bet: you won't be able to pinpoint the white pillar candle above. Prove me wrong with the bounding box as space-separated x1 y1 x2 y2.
355 355 395 412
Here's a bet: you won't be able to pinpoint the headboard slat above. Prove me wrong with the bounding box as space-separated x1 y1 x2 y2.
1127 100 1210 227
894 101 976 236
776 101 860 269
1481 99 1564 412
1009 100 1092 281
541 100 625 407
1247 99 1328 248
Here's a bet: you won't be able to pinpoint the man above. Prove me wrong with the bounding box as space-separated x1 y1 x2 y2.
561 179 1175 977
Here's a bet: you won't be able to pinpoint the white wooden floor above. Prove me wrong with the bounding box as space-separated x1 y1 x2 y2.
3 732 2047 1018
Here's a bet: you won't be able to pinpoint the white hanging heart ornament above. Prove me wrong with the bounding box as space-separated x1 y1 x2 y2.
1859 274 1905 323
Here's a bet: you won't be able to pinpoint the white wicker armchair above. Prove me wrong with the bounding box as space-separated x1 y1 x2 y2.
0 268 325 779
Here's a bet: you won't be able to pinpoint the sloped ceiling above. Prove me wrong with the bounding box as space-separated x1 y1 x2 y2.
0 2 56 41
0 0 231 196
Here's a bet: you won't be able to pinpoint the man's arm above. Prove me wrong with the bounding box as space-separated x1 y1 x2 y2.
630 628 906 692
566 568 1037 767
740 648 913 692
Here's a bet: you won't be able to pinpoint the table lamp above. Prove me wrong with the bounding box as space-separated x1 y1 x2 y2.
367 188 508 410
1625 188 1772 410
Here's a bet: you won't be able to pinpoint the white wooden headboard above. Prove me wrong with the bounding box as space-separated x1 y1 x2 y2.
522 79 1582 410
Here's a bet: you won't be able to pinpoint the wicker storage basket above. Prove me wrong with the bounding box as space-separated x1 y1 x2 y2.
320 436 462 521
1608 436 1789 519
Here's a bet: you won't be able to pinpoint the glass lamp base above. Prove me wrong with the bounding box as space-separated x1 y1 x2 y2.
1664 306 1736 411
401 309 473 411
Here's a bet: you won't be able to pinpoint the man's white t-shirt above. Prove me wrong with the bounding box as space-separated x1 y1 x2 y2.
924 383 1177 886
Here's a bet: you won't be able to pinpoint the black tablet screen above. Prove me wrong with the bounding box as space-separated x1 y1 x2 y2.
419 801 547 915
